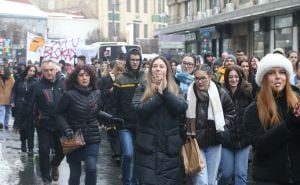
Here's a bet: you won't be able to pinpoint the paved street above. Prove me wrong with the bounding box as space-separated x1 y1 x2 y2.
0 126 121 185
0 123 255 185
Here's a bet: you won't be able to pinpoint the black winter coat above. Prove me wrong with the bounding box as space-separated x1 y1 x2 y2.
222 82 253 149
11 77 38 129
132 85 187 185
97 73 114 112
243 89 300 184
111 69 144 129
193 83 236 148
24 75 65 131
56 86 110 145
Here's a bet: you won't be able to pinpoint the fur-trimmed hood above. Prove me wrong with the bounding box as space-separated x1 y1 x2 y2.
222 80 252 99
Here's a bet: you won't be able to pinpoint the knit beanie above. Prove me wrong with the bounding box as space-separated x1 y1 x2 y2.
223 55 237 65
255 53 293 87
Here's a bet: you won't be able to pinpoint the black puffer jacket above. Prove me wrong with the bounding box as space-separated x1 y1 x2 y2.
222 82 253 148
243 88 300 184
56 86 111 144
132 85 187 185
193 83 236 148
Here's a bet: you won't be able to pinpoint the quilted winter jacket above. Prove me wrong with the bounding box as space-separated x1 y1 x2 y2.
132 85 187 185
56 86 104 144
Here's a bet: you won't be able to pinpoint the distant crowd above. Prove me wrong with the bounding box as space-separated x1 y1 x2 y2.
0 47 299 185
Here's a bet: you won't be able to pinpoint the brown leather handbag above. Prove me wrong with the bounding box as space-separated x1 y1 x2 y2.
60 129 86 155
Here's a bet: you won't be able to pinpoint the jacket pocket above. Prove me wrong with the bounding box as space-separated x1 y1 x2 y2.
136 133 155 154
166 134 183 157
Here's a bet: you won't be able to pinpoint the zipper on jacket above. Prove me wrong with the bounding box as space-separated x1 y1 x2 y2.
286 145 294 183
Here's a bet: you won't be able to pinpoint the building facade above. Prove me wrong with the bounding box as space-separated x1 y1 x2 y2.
0 0 47 61
98 0 168 44
157 0 300 58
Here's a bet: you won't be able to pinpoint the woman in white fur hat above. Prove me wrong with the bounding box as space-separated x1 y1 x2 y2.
243 53 300 185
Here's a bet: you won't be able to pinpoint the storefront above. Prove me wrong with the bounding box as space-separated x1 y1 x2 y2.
185 32 197 54
253 18 270 58
198 26 219 56
272 14 294 52
253 13 297 58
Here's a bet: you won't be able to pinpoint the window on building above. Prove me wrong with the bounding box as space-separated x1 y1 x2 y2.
116 23 120 36
108 22 114 39
116 0 120 11
208 0 213 9
240 0 250 4
134 23 140 43
108 0 113 11
127 0 131 12
109 0 120 11
224 0 232 7
214 0 220 7
144 0 148 13
158 0 162 14
144 24 148 38
135 0 139 13
273 14 293 52
275 27 293 52
197 0 204 12
188 0 192 15
108 22 120 39
185 0 192 17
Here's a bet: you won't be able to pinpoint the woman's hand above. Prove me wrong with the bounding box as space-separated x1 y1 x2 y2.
151 73 167 94
157 76 167 94
286 101 300 129
292 101 300 117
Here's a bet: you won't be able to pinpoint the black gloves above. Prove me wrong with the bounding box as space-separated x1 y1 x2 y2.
64 128 74 139
110 117 124 125
286 109 300 130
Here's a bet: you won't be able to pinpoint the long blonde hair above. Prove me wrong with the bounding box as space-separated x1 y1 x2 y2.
257 75 298 128
141 56 179 102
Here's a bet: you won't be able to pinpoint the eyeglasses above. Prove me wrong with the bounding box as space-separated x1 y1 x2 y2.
195 76 208 82
182 61 194 67
130 59 140 62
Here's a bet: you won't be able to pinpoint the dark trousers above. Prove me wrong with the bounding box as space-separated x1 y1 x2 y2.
68 143 99 185
37 127 65 182
107 128 121 157
20 127 35 150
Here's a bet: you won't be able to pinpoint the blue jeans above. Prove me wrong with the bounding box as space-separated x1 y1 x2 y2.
218 146 250 185
119 129 138 185
192 144 222 185
0 105 11 127
68 143 99 185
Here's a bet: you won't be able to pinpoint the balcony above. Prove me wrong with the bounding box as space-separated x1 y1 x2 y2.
213 6 220 15
258 0 269 4
197 11 206 20
238 1 254 9
206 9 213 17
226 3 235 12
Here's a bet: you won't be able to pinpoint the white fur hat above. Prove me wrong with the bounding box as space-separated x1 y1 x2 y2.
255 53 293 87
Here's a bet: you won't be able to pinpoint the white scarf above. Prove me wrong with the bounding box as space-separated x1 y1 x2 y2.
186 81 225 133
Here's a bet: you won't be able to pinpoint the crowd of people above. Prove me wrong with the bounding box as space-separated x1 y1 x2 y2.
0 47 300 185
